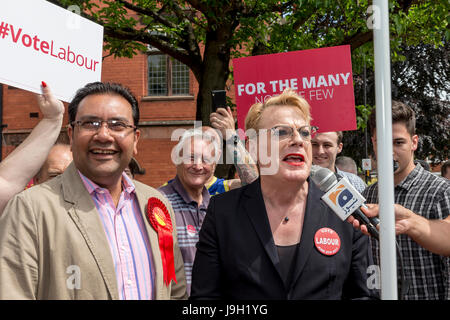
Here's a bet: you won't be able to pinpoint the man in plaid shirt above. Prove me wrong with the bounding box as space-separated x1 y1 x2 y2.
352 101 450 300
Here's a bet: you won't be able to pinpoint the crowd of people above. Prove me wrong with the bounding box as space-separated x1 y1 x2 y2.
0 82 448 300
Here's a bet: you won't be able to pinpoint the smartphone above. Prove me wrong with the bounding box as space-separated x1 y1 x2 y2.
211 90 227 112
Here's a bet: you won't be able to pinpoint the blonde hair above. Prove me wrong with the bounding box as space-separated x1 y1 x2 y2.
244 89 311 131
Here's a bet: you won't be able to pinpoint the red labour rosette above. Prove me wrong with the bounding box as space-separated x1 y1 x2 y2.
147 197 177 286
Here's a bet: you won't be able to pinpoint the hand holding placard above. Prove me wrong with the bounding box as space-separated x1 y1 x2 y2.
37 81 64 121
0 0 103 102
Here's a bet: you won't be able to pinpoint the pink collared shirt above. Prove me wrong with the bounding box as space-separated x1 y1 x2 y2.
79 171 155 300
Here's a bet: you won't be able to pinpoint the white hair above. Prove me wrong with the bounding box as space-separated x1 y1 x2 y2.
171 128 221 166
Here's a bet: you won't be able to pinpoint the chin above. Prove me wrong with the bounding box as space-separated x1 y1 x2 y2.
278 167 309 183
313 160 328 168
89 163 125 177
94 165 123 176
187 178 207 188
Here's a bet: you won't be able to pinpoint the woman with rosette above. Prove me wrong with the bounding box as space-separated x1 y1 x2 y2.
190 89 376 300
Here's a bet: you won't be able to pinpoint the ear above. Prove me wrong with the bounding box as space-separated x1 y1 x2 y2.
133 129 141 155
370 135 377 155
411 134 418 151
371 135 376 147
211 162 217 173
337 142 343 154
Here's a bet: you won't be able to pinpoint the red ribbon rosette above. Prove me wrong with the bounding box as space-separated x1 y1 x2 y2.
147 197 177 286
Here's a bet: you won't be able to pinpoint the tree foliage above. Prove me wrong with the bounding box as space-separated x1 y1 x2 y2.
50 0 448 117
49 0 449 167
344 41 449 167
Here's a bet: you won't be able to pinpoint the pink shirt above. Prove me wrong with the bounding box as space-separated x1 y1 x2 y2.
79 171 155 300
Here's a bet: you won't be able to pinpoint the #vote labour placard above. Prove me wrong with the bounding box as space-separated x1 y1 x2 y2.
0 0 103 102
233 45 356 133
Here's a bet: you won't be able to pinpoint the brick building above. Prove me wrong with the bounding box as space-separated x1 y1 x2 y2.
2 52 445 187
0 51 210 187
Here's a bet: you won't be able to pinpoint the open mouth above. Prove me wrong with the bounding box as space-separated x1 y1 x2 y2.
91 149 116 154
90 148 118 158
283 153 305 166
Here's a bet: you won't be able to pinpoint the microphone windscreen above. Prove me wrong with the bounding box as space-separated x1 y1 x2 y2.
311 166 337 192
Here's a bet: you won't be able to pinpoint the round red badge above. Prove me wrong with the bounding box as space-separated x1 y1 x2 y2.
186 224 197 237
314 227 341 256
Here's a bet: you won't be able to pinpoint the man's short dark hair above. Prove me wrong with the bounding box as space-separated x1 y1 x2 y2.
441 160 450 177
68 82 140 126
369 101 416 137
336 131 343 145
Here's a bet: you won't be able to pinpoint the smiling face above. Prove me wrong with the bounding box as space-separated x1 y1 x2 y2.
311 132 343 172
256 105 312 182
68 94 140 187
176 138 215 192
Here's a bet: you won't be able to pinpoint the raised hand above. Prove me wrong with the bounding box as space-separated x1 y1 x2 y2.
36 81 64 120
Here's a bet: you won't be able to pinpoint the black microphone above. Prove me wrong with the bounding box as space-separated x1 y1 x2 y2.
310 165 380 239
333 171 381 229
393 160 399 172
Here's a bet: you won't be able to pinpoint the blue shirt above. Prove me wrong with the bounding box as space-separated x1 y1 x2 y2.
163 176 230 196
205 176 230 195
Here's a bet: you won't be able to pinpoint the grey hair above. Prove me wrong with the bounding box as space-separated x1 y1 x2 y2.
171 128 221 165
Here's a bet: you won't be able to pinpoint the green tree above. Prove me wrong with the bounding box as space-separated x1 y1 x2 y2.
49 0 449 127
344 41 449 168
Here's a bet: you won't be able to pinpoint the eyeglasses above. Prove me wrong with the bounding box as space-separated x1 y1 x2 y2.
182 154 216 165
269 125 318 141
71 119 136 133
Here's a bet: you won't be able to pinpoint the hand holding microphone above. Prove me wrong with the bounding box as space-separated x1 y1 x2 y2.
348 204 380 237
310 165 380 239
344 160 398 235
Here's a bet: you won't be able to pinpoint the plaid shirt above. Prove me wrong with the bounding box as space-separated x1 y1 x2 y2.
158 175 210 295
364 164 450 300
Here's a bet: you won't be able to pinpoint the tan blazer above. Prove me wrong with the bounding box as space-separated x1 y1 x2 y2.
0 163 187 300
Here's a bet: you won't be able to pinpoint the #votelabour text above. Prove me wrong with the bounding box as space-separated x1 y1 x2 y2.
0 21 99 72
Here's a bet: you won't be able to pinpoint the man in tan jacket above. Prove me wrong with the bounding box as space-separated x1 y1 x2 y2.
0 82 187 300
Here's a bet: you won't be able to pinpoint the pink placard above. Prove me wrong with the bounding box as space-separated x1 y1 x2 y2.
233 45 356 133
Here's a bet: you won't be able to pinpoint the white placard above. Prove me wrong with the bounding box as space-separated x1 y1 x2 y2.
362 158 372 171
0 0 103 102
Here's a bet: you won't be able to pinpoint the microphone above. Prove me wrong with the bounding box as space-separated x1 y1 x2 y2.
393 160 399 172
310 165 380 239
